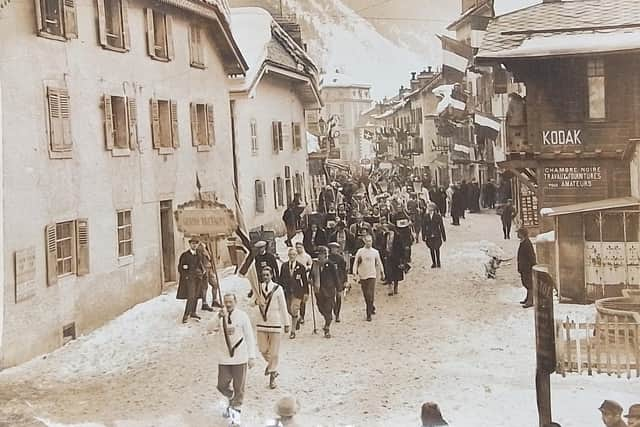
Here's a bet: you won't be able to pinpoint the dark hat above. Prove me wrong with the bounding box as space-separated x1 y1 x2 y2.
254 241 267 249
189 237 200 243
625 404 640 418
328 242 341 249
421 402 446 424
599 400 624 415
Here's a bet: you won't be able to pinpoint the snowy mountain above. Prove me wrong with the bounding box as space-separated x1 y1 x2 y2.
227 0 539 99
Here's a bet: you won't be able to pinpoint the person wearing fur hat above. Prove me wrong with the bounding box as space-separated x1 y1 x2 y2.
421 402 448 426
265 396 302 427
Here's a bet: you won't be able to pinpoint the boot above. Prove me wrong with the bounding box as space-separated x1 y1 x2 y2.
269 372 279 389
190 313 201 320
201 304 214 312
212 299 223 309
324 328 331 339
182 315 189 324
393 282 399 295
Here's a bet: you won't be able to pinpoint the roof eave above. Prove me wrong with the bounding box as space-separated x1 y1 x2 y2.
446 3 492 31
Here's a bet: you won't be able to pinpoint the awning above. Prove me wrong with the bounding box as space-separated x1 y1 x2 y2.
542 197 640 217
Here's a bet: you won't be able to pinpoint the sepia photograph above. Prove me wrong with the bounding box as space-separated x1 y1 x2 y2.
0 0 639 426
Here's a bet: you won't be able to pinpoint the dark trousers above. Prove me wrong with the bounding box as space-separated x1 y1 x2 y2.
521 271 533 303
360 278 376 317
285 223 297 246
183 297 197 319
451 213 460 226
316 293 334 331
429 247 441 266
502 221 512 239
334 292 342 319
217 363 247 408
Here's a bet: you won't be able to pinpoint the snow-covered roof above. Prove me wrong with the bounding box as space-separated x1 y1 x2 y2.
320 71 371 89
477 29 640 60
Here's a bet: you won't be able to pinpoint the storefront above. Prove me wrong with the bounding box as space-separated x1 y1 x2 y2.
541 197 640 304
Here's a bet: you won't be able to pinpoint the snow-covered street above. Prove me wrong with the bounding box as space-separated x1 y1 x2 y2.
1 212 638 427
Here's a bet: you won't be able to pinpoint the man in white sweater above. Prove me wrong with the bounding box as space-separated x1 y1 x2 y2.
255 267 291 389
210 293 256 425
354 234 385 322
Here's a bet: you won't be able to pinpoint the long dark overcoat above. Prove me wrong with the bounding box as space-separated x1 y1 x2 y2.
177 250 204 300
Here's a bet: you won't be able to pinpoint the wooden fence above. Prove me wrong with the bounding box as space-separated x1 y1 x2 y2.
555 317 640 378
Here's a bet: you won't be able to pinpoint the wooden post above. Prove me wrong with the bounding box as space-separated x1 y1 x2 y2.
533 265 556 427
536 370 552 427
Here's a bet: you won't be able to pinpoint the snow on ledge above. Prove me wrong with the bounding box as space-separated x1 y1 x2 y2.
535 230 555 243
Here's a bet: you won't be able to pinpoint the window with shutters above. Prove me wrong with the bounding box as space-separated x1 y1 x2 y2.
35 0 77 40
45 218 89 284
273 180 278 209
46 86 73 158
146 9 173 61
117 210 133 257
103 95 138 154
190 102 215 149
588 58 606 120
250 119 258 155
189 25 205 68
97 0 129 51
284 166 292 205
272 121 283 153
150 98 179 152
255 180 265 213
291 122 302 150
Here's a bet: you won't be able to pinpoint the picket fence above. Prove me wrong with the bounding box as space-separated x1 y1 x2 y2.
555 317 640 378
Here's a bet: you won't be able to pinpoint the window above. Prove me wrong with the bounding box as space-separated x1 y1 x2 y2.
45 219 89 285
255 180 266 213
35 0 78 39
273 179 278 209
294 172 303 197
146 9 174 61
190 103 215 148
250 119 258 154
46 86 73 158
189 25 205 68
272 121 283 152
150 99 179 151
292 122 302 150
97 0 130 51
588 58 606 120
103 95 138 153
117 210 133 257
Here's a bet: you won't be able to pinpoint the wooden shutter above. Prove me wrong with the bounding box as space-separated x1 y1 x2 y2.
63 0 78 39
272 121 279 152
145 8 155 58
59 88 72 149
170 100 179 148
190 103 198 146
279 122 291 151
206 104 215 146
121 0 130 49
97 0 107 46
277 177 284 206
76 218 90 276
166 15 174 60
47 88 64 151
45 223 58 286
273 180 278 209
255 180 265 213
103 95 114 150
127 97 138 150
292 122 301 149
150 99 161 148
34 0 44 33
188 26 196 65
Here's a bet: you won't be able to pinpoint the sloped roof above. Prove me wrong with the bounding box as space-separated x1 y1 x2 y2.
320 72 371 89
478 0 640 60
446 0 493 31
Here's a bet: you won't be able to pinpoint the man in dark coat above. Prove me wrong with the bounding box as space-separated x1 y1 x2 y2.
483 179 497 209
328 242 347 322
422 203 447 268
311 246 339 338
436 187 447 217
279 248 309 339
469 179 481 213
177 237 205 323
282 193 304 247
450 185 465 226
517 227 537 308
317 186 335 214
254 241 279 282
459 180 469 217
501 199 517 239
303 223 328 258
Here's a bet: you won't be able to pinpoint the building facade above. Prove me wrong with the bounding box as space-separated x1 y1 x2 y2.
229 7 321 232
0 0 246 367
319 71 373 163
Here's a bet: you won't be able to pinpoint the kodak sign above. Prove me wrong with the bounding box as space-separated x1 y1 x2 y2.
542 129 582 145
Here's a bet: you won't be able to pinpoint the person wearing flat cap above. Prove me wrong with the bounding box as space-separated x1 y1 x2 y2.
600 400 628 427
265 395 301 427
625 404 640 427
177 237 205 323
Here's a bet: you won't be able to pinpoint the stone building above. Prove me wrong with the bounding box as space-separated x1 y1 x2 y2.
229 7 321 232
0 0 246 367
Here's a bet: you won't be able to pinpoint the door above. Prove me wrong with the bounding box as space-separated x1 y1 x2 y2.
160 200 176 283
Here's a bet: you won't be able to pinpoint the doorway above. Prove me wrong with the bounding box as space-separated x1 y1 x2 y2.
160 200 176 283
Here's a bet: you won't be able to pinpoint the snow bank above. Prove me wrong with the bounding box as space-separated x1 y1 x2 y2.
534 230 555 243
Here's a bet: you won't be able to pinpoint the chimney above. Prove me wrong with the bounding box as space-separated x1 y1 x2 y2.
428 66 432 73
411 72 417 80
410 72 421 91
